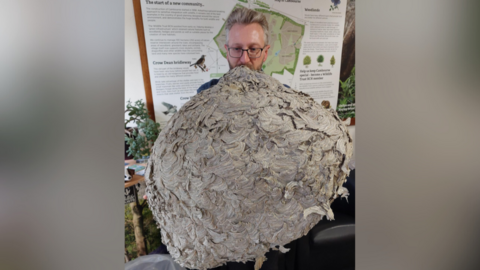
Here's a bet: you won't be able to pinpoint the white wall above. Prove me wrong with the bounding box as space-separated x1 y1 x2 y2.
124 0 355 163
125 0 145 106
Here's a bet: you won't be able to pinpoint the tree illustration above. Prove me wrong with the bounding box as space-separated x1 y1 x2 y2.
303 55 311 67
330 0 341 11
317 55 324 66
330 55 336 67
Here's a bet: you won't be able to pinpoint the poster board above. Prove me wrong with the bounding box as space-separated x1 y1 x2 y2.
133 0 354 126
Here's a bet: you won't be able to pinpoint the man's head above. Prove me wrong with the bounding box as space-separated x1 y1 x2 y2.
224 7 270 71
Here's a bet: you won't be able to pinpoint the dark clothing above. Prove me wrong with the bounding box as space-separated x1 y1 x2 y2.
197 79 220 94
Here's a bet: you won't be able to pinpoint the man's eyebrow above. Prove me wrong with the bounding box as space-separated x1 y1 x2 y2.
228 43 263 48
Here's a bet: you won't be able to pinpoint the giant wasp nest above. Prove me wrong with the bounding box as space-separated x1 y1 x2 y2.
145 66 353 270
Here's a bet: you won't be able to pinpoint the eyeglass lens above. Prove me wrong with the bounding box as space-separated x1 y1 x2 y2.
229 48 262 58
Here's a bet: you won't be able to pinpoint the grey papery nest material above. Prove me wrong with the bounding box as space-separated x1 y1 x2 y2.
145 66 353 270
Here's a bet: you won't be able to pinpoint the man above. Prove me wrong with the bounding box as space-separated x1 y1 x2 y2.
197 7 272 94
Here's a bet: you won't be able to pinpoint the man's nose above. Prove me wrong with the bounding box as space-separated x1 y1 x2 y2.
239 51 251 63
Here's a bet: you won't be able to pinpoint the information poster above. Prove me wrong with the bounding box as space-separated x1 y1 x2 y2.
140 0 347 127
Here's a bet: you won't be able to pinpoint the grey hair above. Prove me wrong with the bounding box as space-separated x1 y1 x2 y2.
225 7 269 46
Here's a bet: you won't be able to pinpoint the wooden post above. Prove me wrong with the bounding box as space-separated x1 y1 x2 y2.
132 0 155 121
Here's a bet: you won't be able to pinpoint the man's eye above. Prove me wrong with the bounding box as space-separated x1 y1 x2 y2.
249 48 259 52
232 48 242 51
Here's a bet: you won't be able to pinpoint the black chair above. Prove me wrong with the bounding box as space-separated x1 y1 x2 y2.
294 169 355 270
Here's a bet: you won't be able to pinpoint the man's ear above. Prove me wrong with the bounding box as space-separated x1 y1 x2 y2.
224 44 229 60
263 45 271 61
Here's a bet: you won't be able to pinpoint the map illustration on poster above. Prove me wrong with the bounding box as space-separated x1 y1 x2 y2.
139 0 349 127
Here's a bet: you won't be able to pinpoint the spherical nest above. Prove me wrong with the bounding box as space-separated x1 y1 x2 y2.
145 66 353 270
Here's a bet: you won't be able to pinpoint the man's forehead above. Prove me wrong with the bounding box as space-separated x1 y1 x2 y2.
228 28 264 46
228 42 263 48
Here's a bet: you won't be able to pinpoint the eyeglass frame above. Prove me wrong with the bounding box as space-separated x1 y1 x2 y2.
226 46 267 59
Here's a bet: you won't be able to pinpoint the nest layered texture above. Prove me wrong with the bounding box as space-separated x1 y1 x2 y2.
145 66 353 270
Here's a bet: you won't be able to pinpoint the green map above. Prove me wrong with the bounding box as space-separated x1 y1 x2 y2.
214 5 304 76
